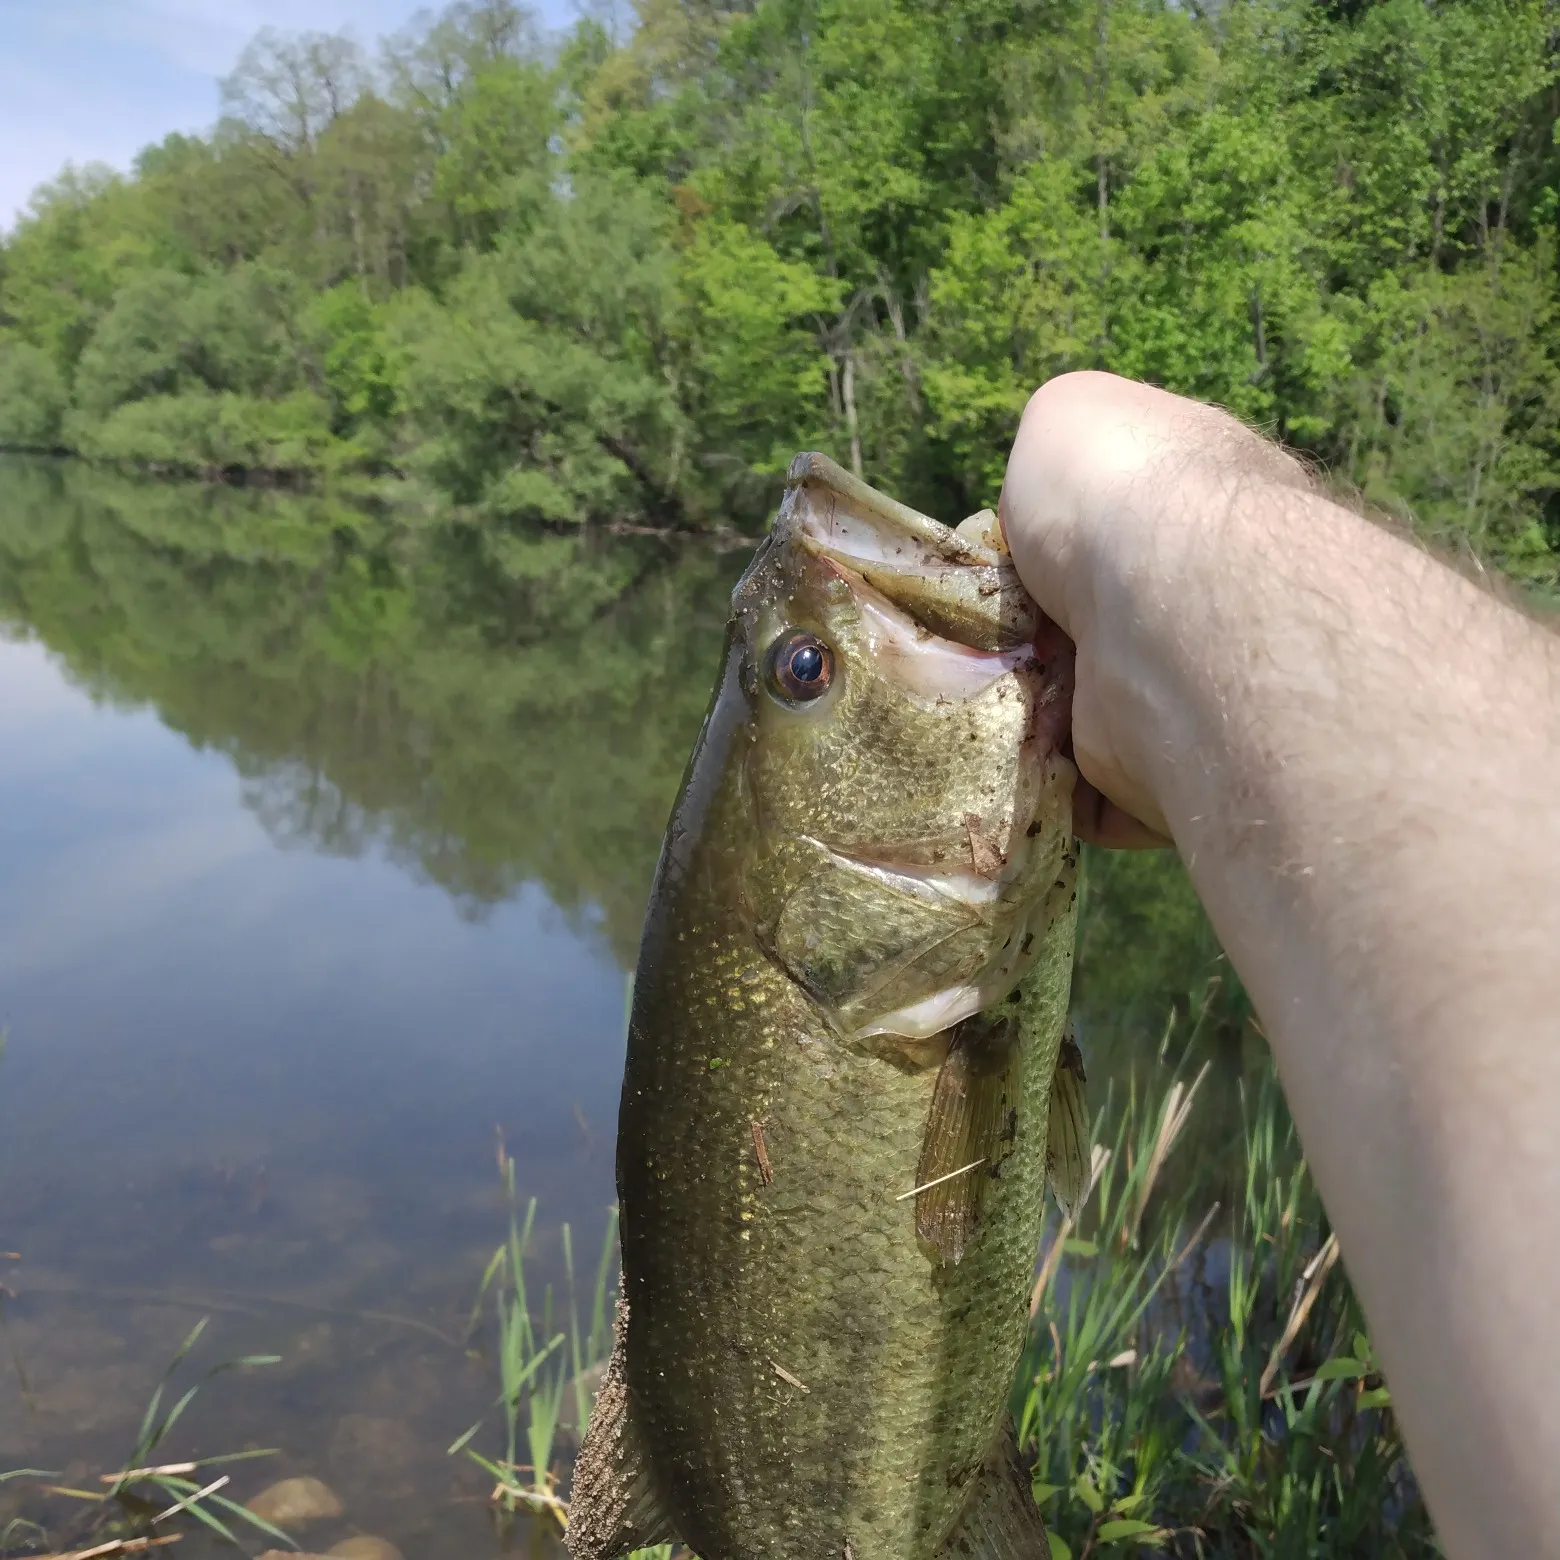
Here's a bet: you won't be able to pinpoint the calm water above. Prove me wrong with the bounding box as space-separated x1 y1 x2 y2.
0 457 753 1556
0 457 1239 1556
0 623 624 1550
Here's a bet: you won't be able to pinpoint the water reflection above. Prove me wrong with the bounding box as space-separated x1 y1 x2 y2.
0 457 1252 1555
0 457 740 1554
0 630 635 1553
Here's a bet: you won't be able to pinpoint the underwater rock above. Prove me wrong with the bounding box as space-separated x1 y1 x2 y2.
328 1537 405 1560
257 1537 404 1560
247 1475 344 1525
328 1412 421 1488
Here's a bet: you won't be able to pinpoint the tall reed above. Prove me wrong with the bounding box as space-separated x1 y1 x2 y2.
1019 1035 1435 1557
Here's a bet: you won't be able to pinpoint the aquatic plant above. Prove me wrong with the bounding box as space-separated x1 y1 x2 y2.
0 1319 290 1558
450 1132 620 1539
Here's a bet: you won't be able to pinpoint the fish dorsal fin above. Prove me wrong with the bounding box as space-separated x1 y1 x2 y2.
915 1005 1024 1266
566 1290 678 1560
937 1417 1050 1559
1045 1026 1090 1220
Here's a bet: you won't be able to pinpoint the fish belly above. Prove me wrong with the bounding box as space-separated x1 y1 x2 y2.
615 873 1075 1559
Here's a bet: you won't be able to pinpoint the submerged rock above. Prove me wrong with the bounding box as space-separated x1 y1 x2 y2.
247 1475 344 1525
328 1412 420 1480
329 1538 405 1560
257 1538 404 1560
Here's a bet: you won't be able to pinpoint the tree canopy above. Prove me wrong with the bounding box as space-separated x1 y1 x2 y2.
1 0 1556 585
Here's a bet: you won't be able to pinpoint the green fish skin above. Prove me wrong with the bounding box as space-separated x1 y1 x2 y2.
569 454 1080 1560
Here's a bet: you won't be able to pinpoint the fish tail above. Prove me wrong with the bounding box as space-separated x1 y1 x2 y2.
566 1291 678 1560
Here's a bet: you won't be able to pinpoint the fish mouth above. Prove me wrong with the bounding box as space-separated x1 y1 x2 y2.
785 451 999 569
821 557 1036 700
779 452 1039 652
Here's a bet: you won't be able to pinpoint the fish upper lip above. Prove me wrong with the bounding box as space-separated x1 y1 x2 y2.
795 526 993 574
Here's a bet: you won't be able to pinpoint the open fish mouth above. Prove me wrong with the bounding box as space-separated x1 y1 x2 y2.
817 561 1038 700
780 451 1041 653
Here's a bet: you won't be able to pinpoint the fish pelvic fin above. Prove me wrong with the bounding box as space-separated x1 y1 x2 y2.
915 1002 1024 1266
937 1418 1050 1560
1045 1025 1090 1220
566 1291 677 1560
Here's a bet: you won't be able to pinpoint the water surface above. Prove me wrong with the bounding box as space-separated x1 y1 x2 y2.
0 458 750 1555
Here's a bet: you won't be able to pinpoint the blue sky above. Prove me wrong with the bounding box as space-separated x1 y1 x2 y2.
0 0 574 231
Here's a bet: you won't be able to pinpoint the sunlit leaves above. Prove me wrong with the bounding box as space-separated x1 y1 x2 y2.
0 0 1557 583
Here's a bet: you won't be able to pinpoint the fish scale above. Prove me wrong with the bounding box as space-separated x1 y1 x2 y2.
569 454 1085 1560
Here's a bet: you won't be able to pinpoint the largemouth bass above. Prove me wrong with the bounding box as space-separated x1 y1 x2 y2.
570 454 1086 1560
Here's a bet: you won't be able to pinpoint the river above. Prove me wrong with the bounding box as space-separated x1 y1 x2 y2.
0 456 1249 1557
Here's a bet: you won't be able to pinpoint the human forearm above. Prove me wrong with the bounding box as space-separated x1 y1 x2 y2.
1001 372 1560 1558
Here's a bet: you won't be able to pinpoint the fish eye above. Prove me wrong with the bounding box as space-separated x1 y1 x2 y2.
766 631 835 706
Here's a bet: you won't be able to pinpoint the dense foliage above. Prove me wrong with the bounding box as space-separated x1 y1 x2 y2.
1 0 1556 584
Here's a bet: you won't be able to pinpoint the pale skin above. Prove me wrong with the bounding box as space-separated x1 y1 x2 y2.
998 371 1560 1559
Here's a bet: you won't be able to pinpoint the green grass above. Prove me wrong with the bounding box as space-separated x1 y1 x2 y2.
451 1133 624 1541
0 1319 289 1558
1016 1028 1436 1558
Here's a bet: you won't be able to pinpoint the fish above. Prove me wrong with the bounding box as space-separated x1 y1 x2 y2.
568 452 1087 1560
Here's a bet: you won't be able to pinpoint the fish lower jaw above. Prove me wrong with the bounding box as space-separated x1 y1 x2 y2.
808 842 1031 907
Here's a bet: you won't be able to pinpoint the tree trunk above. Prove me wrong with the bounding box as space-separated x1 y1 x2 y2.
842 352 863 479
880 280 922 417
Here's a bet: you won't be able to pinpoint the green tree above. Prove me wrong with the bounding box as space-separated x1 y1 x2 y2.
1343 247 1560 584
392 173 693 525
0 342 69 449
68 269 195 419
433 57 558 249
0 0 1555 585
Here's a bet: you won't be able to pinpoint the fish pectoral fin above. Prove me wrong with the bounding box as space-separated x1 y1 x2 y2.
1045 1025 1090 1220
566 1294 677 1560
937 1418 1050 1560
915 1005 1023 1267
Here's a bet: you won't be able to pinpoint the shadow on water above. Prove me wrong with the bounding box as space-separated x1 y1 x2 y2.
0 456 1252 1555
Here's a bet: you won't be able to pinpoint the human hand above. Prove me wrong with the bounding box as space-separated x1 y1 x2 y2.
1001 377 1560 1560
998 371 1305 850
